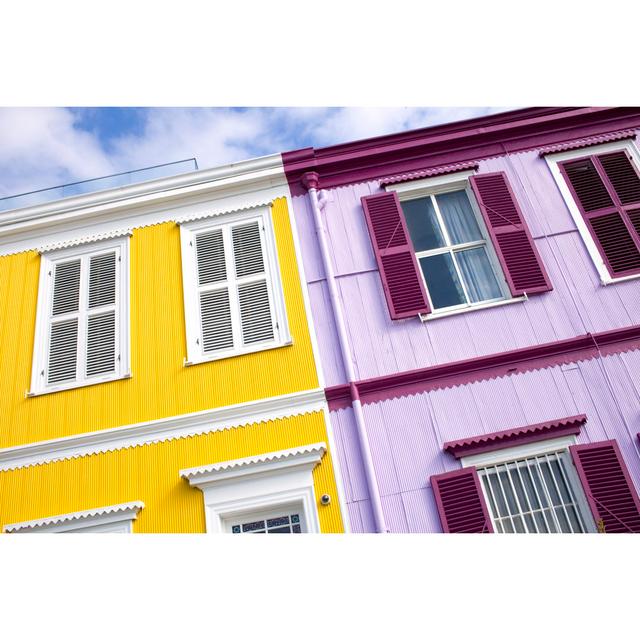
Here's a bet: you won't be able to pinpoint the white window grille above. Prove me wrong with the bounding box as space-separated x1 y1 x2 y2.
478 451 589 533
228 509 304 534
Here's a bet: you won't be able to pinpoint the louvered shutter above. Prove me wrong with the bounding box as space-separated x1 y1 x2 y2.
232 221 275 345
431 467 493 533
195 229 234 353
560 153 640 277
470 172 552 296
47 259 81 383
361 192 430 319
86 252 117 377
570 440 640 533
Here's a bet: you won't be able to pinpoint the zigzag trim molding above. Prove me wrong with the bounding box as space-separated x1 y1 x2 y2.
0 388 327 472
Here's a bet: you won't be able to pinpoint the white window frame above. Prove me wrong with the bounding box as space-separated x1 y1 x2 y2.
545 138 640 286
385 171 513 318
29 235 130 396
3 501 143 533
225 506 306 534
180 443 325 534
460 435 596 533
179 205 291 366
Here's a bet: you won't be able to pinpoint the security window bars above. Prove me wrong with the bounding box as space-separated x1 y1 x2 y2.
230 512 302 534
478 451 588 533
181 207 290 364
401 189 506 311
31 237 129 394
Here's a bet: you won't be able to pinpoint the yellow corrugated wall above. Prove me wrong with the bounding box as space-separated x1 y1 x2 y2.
0 197 318 448
0 411 344 533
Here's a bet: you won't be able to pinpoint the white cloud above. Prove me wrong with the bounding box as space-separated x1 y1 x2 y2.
0 107 511 202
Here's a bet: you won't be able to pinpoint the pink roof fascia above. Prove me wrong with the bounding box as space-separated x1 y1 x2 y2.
442 414 587 459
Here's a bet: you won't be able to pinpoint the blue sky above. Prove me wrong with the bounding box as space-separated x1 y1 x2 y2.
0 107 509 199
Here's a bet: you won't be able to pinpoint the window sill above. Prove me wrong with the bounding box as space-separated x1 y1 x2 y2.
27 371 132 398
184 338 294 367
601 272 640 286
420 295 526 322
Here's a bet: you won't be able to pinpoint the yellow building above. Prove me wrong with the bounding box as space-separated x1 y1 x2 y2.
0 155 346 533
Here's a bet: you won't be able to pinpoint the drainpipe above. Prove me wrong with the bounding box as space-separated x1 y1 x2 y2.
301 172 388 533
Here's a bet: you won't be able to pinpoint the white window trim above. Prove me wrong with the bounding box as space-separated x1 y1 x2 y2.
179 204 291 366
3 501 143 533
180 443 326 533
29 235 131 396
225 506 306 534
459 434 596 533
385 171 512 316
545 138 640 286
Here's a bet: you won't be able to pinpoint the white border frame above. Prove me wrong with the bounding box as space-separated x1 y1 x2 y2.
29 234 131 396
179 204 291 365
385 171 512 317
180 443 325 534
3 501 143 533
545 137 640 286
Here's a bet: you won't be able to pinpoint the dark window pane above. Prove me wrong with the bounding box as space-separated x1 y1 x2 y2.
436 190 482 243
456 248 503 303
401 197 446 251
419 253 466 309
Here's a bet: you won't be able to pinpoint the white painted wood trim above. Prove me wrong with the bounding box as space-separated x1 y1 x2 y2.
384 170 477 198
3 501 144 533
182 445 325 534
544 138 640 285
420 294 526 322
0 388 327 471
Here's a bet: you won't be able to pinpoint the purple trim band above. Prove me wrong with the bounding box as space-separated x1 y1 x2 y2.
538 129 636 156
443 415 587 459
326 324 640 410
378 161 479 186
283 107 640 195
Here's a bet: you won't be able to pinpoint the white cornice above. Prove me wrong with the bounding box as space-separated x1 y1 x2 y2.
0 154 287 254
180 442 327 487
0 388 327 471
3 501 144 533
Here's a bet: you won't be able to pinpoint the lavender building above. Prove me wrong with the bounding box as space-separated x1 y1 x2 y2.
283 107 640 533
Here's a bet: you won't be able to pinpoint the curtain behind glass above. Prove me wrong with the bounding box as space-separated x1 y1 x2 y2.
457 248 502 303
436 191 482 244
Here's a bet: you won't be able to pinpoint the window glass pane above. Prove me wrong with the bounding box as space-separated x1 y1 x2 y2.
419 253 466 309
436 190 483 244
456 248 503 303
401 197 446 251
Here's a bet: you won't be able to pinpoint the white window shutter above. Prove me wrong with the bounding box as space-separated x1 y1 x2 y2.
232 222 275 346
85 252 117 377
47 259 81 383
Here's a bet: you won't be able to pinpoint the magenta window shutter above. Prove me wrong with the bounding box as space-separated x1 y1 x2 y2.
560 153 640 277
570 440 640 533
361 192 430 319
469 172 552 296
431 467 493 533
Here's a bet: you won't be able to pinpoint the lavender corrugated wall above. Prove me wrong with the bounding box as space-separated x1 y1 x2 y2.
291 139 640 532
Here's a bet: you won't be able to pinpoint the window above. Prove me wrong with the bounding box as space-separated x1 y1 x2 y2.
180 443 326 533
179 206 291 365
400 189 506 312
478 450 588 533
30 236 130 395
546 140 640 283
228 509 304 534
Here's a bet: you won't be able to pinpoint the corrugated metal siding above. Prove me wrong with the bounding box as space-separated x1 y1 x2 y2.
0 198 320 448
0 411 345 533
329 351 640 532
292 143 640 382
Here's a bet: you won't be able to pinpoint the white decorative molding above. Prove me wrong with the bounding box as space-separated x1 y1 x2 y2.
37 228 133 253
180 442 327 485
173 200 273 225
3 501 144 533
0 155 289 256
181 444 326 533
0 388 327 471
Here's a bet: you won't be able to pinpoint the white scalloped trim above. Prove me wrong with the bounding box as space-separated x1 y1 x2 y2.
37 228 133 253
173 200 272 224
3 501 144 533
